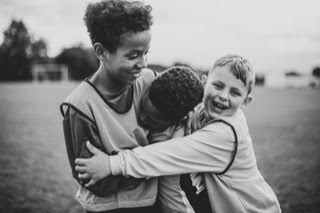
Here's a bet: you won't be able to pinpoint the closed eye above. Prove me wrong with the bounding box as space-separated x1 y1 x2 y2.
212 83 223 89
128 54 138 60
231 89 242 97
127 50 149 60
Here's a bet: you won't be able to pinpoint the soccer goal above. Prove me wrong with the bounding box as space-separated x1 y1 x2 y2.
32 64 69 82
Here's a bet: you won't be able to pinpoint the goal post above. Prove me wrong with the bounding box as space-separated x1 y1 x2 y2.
32 64 69 82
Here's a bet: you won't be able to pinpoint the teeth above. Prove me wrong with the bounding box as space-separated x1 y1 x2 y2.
133 73 141 78
214 102 227 110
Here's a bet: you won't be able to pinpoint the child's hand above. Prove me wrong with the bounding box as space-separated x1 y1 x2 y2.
185 108 202 135
172 124 186 138
75 141 111 187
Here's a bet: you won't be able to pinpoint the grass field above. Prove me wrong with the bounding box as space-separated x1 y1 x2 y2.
0 82 319 213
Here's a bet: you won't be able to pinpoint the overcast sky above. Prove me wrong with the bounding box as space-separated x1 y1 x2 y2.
1 0 320 74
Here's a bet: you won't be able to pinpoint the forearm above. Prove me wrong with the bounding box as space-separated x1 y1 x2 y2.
110 125 234 178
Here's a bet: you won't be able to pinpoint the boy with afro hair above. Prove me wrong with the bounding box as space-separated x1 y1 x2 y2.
137 66 204 213
139 66 204 133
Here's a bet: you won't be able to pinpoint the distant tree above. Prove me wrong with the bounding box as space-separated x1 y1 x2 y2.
312 67 320 78
147 64 167 73
255 73 265 86
30 37 50 63
285 70 301 77
55 45 98 80
0 19 32 81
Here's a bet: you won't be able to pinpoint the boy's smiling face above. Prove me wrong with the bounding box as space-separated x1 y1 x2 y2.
105 29 152 86
204 66 252 118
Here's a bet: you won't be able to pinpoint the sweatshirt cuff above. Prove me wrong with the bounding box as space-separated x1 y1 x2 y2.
109 154 123 176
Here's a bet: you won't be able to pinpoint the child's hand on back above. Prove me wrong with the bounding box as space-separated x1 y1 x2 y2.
185 107 202 135
172 124 186 138
75 141 112 187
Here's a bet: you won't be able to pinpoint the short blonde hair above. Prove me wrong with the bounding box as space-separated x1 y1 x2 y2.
209 54 255 95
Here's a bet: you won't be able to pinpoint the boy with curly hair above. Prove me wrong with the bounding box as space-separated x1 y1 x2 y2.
138 66 204 213
139 66 204 133
76 55 281 213
60 0 160 212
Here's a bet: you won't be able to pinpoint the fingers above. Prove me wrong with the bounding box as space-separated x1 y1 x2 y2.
185 111 194 135
78 172 90 179
75 165 87 173
86 141 98 154
191 111 201 132
75 158 88 166
85 179 96 188
86 141 105 156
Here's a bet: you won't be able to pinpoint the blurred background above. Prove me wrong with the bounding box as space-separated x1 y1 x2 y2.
0 0 319 212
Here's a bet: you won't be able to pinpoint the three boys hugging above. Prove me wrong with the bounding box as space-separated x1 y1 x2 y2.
62 57 281 213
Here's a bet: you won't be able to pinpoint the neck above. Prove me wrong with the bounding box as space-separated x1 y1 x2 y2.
92 63 128 96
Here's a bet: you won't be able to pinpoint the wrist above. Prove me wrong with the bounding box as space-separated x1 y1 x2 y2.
110 154 123 176
105 155 112 176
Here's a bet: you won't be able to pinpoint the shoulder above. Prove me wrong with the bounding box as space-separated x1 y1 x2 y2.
223 110 249 136
201 119 237 142
134 68 157 96
63 81 92 104
61 81 96 119
139 68 157 85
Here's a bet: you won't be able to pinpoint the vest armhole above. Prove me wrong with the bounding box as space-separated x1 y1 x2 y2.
207 119 238 175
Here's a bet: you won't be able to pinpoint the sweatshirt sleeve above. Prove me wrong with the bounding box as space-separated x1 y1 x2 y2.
110 122 236 178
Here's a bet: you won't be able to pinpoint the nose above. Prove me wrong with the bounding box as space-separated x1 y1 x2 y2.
218 89 229 101
136 55 148 69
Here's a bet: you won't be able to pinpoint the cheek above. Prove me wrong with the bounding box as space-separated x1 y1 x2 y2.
230 97 243 108
203 95 211 111
115 57 134 68
118 61 133 70
204 88 216 101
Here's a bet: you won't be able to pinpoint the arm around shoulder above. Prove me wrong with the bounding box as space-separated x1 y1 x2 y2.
111 121 237 178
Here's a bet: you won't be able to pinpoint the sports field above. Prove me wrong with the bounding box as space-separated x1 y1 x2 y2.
0 82 319 213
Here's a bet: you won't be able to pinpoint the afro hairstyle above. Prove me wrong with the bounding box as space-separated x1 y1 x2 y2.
84 0 153 53
148 66 204 122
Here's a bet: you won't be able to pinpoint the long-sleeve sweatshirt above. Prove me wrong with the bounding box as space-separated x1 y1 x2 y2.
61 69 159 212
110 109 281 213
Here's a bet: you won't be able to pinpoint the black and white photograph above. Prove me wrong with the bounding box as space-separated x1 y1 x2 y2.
0 0 319 212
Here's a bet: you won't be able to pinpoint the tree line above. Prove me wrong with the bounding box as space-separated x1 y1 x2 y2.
0 19 100 81
0 19 319 81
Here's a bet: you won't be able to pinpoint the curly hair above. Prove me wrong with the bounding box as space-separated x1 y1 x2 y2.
148 66 204 122
84 0 153 53
209 54 255 95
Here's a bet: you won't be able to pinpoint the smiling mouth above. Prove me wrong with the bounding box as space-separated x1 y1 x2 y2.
129 72 141 79
212 101 228 110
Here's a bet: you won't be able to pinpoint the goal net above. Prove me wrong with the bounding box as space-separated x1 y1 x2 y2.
32 64 69 82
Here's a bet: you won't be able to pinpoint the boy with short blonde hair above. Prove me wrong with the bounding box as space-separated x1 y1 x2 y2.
76 55 281 213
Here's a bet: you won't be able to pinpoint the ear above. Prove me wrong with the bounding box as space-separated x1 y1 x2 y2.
242 94 253 107
201 75 208 86
93 43 109 60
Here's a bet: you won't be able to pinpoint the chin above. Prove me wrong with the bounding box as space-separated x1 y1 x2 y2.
126 78 137 85
207 111 220 119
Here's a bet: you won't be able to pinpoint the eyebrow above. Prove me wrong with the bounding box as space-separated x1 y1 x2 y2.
212 80 225 85
230 87 243 94
126 50 140 55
